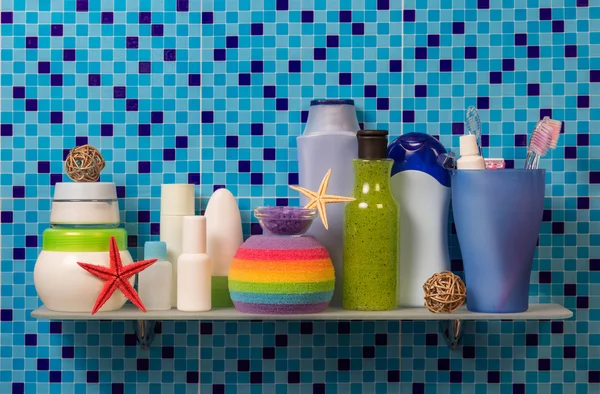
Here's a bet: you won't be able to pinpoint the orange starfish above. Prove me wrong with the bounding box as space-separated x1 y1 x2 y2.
289 169 355 230
77 236 157 314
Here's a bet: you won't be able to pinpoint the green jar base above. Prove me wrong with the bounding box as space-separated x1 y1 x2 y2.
212 276 233 307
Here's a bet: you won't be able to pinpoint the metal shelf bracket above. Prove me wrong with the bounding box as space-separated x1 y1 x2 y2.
133 320 158 350
439 319 463 350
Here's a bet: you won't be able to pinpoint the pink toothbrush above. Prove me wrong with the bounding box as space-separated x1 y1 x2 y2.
524 117 562 169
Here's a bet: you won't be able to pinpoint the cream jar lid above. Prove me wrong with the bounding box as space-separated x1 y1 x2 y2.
42 228 127 252
53 182 117 201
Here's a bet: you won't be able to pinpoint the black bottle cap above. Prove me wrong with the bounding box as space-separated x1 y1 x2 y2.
357 130 389 159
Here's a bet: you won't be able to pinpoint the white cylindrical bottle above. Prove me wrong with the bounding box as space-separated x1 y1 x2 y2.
177 216 212 312
160 184 195 307
457 135 485 170
138 241 172 311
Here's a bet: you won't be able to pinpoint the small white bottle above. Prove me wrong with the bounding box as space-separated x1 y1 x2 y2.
138 241 172 311
457 135 485 170
177 216 212 312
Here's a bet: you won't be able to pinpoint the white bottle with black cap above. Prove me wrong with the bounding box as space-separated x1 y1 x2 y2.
457 135 485 170
177 216 212 312
160 184 195 307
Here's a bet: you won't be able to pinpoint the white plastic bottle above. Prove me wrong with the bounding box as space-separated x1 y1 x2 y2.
160 184 195 307
177 216 212 312
457 135 485 170
204 188 243 307
138 241 172 311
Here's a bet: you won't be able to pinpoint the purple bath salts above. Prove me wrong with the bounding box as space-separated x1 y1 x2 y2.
254 206 316 236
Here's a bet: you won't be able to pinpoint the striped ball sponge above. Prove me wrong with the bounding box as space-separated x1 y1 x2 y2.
229 235 335 314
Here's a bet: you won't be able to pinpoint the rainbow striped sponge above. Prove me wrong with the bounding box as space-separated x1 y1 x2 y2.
229 235 335 314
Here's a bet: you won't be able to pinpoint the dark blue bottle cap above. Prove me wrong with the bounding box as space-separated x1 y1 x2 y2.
387 132 451 187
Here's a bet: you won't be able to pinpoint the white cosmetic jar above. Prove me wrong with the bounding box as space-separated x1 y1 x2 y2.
34 228 134 313
50 182 120 227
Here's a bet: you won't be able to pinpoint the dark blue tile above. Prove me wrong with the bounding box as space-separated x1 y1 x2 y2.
188 74 201 86
88 74 101 86
327 35 339 48
202 111 214 123
176 136 188 148
1 124 12 136
452 22 465 34
577 95 590 108
114 86 126 98
487 371 500 383
515 33 527 46
565 146 577 159
415 85 427 97
151 111 163 124
49 371 61 383
13 86 25 99
263 148 276 160
50 74 63 86
577 197 590 209
101 12 113 24
251 173 263 185
226 36 239 48
276 98 288 110
49 322 61 334
539 8 552 20
390 60 402 72
528 46 540 58
139 61 151 74
12 383 24 394
301 11 314 23
364 85 377 97
187 173 200 185
37 359 49 371
0 309 13 321
314 48 327 60
276 0 288 10
440 59 452 71
565 45 577 57
214 49 226 61
50 112 62 124
339 73 352 85
427 34 440 47
13 186 25 198
226 136 239 148
238 161 250 172
139 12 152 23
202 12 213 24
502 58 515 71
239 73 251 86
164 49 176 61
163 149 175 161
415 47 427 59
26 37 38 48
152 24 164 36
1 11 13 23
177 0 189 12
63 49 76 61
477 0 490 8
477 97 490 109
288 172 298 185
577 133 589 146
251 60 263 73
403 110 415 123
377 98 389 110
38 61 50 74
25 334 37 346
138 161 151 174
490 71 502 84
126 99 139 111
552 20 565 32
339 10 352 22
251 23 263 35
352 23 364 35
404 9 416 22
251 123 264 135
465 47 477 59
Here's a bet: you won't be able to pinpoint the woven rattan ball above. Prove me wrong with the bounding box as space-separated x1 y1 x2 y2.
423 271 466 313
65 144 105 182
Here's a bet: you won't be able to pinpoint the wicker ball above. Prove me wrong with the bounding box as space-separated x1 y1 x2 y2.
65 144 105 182
423 271 466 313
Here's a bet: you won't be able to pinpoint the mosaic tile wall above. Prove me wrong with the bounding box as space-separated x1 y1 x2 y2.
0 0 599 392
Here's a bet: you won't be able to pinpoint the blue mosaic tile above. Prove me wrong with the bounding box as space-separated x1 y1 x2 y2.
0 0 598 392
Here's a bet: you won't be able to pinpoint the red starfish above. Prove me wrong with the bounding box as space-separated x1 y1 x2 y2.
77 236 157 314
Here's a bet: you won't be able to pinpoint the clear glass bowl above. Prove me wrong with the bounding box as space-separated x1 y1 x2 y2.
254 206 317 237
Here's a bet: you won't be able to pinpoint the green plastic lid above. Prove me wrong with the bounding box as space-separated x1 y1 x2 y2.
42 228 128 252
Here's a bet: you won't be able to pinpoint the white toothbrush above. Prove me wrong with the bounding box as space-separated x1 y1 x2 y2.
465 105 483 159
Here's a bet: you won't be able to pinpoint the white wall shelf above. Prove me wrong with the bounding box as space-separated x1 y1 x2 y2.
31 303 572 321
31 303 572 350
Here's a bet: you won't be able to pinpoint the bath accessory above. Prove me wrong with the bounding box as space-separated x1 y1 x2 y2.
177 216 212 312
423 271 466 313
34 228 135 313
229 235 335 314
77 236 157 314
387 132 451 307
65 144 106 182
205 188 243 307
160 183 195 307
343 130 398 311
457 135 485 170
452 169 545 313
524 117 562 169
139 241 172 311
50 182 120 227
297 99 359 307
465 106 483 158
254 206 317 236
289 169 355 230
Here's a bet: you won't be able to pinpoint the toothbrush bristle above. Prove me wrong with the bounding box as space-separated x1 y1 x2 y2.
465 106 481 136
528 122 553 156
546 119 562 149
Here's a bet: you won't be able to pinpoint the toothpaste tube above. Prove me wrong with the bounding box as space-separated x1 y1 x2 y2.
485 158 505 170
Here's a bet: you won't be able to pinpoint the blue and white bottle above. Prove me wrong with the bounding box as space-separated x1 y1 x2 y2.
297 99 359 306
387 133 451 307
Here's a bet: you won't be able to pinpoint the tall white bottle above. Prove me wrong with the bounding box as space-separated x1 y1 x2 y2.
388 133 452 307
139 241 172 311
177 216 212 312
204 188 243 307
160 184 195 307
297 99 359 307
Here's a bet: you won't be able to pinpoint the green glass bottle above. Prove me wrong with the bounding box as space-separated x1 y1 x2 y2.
343 130 398 311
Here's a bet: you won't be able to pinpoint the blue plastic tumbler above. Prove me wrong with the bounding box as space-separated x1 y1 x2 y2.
452 170 545 313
